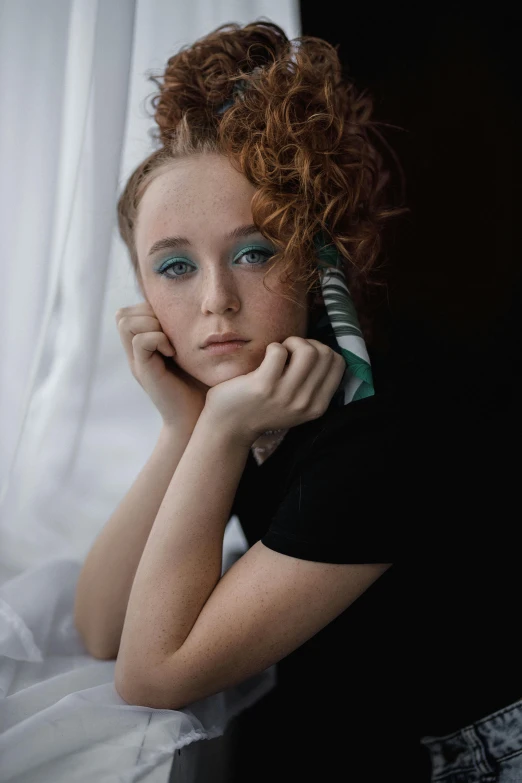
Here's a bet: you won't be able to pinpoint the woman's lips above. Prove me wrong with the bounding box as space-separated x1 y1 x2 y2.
202 340 249 355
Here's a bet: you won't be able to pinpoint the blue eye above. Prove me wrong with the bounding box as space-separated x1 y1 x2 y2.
234 246 274 266
157 260 195 279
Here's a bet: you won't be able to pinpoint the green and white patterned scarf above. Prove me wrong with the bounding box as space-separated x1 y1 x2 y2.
251 235 375 465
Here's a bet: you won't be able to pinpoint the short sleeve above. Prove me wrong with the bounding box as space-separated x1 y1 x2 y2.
260 429 401 564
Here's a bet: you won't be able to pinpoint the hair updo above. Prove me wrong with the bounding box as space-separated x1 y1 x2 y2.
117 20 406 342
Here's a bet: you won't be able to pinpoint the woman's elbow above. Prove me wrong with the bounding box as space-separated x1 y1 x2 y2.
74 615 118 660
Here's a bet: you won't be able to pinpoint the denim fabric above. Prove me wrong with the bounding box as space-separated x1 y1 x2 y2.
420 698 522 782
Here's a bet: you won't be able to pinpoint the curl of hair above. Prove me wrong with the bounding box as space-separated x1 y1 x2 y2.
117 20 408 344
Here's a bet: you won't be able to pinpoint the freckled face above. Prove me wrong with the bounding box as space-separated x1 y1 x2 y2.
135 153 309 389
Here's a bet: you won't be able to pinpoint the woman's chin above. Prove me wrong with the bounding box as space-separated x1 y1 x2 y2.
196 359 259 387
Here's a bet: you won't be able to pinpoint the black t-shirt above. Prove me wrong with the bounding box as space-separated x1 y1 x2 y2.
229 291 521 778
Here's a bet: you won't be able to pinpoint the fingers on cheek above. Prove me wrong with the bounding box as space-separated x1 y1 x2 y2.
312 352 343 399
290 359 327 410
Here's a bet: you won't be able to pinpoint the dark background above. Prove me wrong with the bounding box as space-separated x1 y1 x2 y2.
299 1 522 365
225 7 522 782
294 6 522 779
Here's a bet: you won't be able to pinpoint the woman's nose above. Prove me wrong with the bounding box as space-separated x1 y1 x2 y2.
200 269 240 315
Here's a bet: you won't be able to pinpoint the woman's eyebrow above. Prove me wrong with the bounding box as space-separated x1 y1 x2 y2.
227 223 260 241
146 224 261 260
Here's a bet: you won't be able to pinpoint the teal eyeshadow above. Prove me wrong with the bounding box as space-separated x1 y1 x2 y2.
231 243 275 262
155 257 193 274
154 242 275 273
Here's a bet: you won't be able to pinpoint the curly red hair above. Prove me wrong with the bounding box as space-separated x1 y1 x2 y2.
117 20 406 342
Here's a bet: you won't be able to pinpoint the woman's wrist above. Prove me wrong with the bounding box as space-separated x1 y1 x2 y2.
196 406 256 452
160 417 198 445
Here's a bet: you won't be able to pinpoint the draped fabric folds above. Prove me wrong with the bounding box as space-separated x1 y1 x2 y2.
0 2 299 780
0 0 300 574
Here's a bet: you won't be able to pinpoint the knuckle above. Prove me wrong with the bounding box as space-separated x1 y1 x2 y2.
312 339 330 354
317 344 332 358
292 398 308 413
284 336 310 351
301 342 317 358
307 338 324 350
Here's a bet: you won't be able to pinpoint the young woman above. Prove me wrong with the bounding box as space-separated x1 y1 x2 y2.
74 21 522 783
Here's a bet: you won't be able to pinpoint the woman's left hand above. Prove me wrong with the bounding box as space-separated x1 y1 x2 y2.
203 336 346 447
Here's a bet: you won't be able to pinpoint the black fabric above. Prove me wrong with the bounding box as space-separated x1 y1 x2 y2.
229 276 521 780
260 392 402 564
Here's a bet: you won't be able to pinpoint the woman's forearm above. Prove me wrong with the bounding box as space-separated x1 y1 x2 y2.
74 424 193 660
115 410 250 688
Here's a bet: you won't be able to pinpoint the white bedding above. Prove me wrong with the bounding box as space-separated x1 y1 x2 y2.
0 526 275 782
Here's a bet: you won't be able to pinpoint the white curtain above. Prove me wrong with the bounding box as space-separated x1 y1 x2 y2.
0 0 301 577
0 2 299 780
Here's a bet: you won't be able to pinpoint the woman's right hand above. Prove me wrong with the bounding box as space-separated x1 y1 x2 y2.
115 301 207 432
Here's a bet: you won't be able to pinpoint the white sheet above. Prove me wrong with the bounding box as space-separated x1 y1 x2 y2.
0 526 275 782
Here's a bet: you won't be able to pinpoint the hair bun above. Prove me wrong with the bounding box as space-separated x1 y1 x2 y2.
118 20 407 350
148 21 290 147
